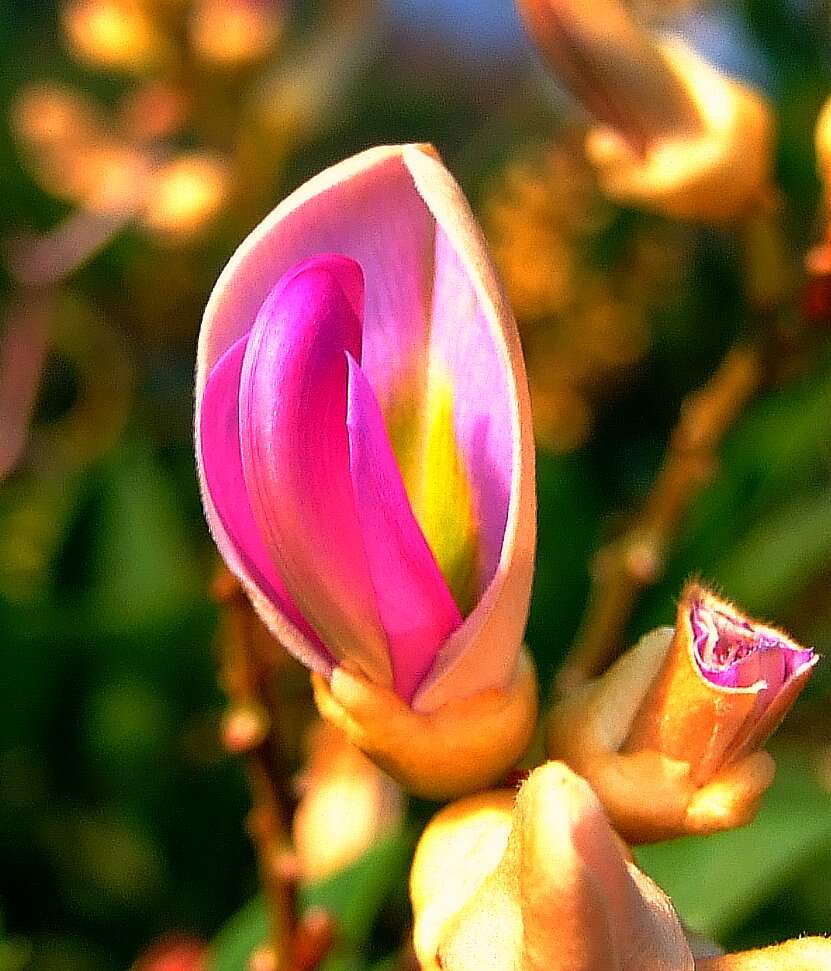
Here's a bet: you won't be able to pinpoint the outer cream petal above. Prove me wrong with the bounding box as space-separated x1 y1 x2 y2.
586 39 774 223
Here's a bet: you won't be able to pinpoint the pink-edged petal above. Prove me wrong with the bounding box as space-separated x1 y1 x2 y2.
733 646 787 714
732 653 819 762
401 146 536 712
346 353 462 703
238 254 393 688
701 645 785 692
426 225 514 586
199 331 330 662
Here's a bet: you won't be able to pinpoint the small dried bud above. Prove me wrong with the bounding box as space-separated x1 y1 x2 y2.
546 583 816 842
624 583 817 780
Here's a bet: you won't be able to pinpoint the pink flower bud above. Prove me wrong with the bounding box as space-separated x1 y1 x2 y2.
196 145 537 795
624 583 817 782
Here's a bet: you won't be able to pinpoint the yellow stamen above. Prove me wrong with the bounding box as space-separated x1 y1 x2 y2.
412 376 480 615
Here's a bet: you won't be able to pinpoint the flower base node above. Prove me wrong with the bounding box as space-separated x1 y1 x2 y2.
312 646 538 800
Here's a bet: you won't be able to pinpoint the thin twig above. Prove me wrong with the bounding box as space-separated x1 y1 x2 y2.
212 568 335 971
555 195 800 695
556 341 764 695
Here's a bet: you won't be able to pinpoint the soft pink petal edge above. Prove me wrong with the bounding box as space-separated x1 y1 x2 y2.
402 145 536 713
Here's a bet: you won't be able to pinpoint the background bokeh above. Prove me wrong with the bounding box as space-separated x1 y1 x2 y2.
2 1 831 969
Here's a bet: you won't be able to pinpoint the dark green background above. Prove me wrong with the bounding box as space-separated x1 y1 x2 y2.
2 1 831 968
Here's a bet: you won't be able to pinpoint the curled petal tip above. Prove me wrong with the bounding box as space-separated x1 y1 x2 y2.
410 141 442 161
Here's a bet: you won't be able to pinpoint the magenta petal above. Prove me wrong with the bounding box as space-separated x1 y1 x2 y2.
703 644 786 704
346 353 463 702
787 648 816 677
199 331 327 656
238 254 392 686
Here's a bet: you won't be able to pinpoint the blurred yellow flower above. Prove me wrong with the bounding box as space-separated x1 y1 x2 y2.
62 0 169 72
141 153 232 241
292 722 402 882
188 0 283 67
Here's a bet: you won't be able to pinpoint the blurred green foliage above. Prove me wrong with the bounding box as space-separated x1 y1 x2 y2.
2 0 831 969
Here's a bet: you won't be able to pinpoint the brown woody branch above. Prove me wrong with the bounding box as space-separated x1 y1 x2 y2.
555 196 804 696
556 341 764 695
212 568 335 971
